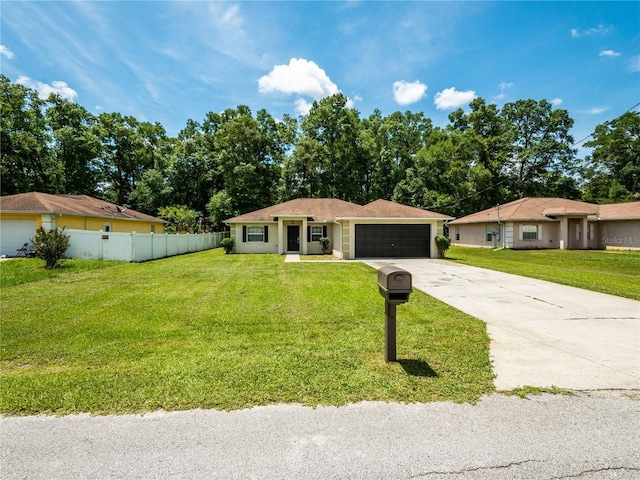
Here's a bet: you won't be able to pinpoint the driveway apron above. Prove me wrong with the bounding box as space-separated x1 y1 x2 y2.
363 259 640 391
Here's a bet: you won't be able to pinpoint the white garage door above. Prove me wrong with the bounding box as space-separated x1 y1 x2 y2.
0 219 36 257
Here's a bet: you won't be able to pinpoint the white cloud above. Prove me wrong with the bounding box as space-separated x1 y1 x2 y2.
584 106 610 115
0 45 15 59
551 98 563 106
599 50 621 57
392 80 427 106
571 24 611 38
16 76 78 101
258 58 338 99
628 55 640 72
434 87 476 110
495 82 514 100
294 98 313 116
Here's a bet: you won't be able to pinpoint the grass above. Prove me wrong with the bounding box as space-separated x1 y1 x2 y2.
447 246 640 300
0 257 119 288
0 249 493 415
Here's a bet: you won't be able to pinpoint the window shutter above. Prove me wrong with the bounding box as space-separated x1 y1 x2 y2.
322 225 327 237
307 226 311 242
264 226 269 243
242 226 247 243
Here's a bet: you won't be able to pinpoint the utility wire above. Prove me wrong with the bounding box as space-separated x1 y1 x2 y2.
571 101 640 148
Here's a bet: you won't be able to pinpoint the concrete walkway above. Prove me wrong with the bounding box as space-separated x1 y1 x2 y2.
364 259 640 391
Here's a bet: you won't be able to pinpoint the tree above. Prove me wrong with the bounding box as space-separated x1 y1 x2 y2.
207 190 238 226
0 75 53 195
501 99 576 197
158 205 201 233
46 94 101 195
214 106 289 214
583 111 640 202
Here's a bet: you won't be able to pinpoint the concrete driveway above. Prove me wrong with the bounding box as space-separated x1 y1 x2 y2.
364 259 640 391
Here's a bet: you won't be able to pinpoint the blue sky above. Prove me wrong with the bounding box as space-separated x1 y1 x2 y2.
1 1 638 156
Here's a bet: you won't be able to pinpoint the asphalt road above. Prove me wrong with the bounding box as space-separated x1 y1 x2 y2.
2 392 639 479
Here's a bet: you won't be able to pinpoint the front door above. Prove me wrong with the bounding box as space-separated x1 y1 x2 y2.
287 225 300 252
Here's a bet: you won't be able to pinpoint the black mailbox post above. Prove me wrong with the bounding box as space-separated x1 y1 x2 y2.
377 266 412 362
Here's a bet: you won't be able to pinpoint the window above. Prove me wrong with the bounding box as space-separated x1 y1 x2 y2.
486 225 493 242
247 226 264 242
103 223 112 232
455 226 460 241
588 223 595 240
521 225 538 241
310 226 323 242
150 225 155 233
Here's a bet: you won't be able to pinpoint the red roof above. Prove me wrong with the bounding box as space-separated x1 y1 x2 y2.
338 199 454 219
226 198 361 222
449 197 639 224
0 192 165 223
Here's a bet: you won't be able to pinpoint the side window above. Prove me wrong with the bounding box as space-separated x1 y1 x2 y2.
486 225 493 242
311 226 323 242
247 226 264 242
455 226 460 241
521 225 538 240
104 223 112 232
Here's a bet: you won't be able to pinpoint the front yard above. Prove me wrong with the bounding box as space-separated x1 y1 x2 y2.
448 246 640 300
0 250 493 415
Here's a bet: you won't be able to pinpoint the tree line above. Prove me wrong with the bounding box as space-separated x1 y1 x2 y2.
1 74 637 230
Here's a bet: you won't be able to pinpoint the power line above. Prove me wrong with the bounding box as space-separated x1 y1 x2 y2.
571 101 640 148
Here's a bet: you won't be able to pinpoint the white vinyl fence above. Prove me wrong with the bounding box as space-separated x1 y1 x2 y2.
65 229 228 262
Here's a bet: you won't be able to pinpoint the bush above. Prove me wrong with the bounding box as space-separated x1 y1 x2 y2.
221 237 234 254
435 235 451 259
319 237 330 254
31 227 70 269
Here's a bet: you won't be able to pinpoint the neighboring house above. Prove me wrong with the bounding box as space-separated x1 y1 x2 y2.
225 198 453 259
0 192 165 257
449 197 640 250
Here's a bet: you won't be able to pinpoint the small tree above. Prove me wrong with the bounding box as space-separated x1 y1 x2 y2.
435 235 451 259
158 205 201 233
221 237 234 254
31 227 70 269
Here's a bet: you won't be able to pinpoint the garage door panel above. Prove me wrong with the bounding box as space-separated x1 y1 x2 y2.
355 224 430 258
0 220 36 257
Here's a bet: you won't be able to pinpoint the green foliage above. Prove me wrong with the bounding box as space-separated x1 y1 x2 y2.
435 235 452 259
583 111 640 202
158 205 201 233
221 237 234 254
207 190 238 225
30 227 70 270
2 74 635 216
0 250 493 414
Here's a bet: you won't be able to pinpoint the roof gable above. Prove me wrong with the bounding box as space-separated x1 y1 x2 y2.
0 192 164 223
338 199 454 219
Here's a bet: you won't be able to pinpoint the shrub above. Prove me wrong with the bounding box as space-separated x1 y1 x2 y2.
435 235 451 259
221 237 234 254
319 237 330 254
31 227 70 269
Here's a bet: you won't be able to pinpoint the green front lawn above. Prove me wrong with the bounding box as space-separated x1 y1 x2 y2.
1 250 493 415
448 246 640 300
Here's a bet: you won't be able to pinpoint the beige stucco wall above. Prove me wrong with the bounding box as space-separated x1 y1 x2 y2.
231 222 279 254
453 221 560 249
599 220 640 249
229 221 334 255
